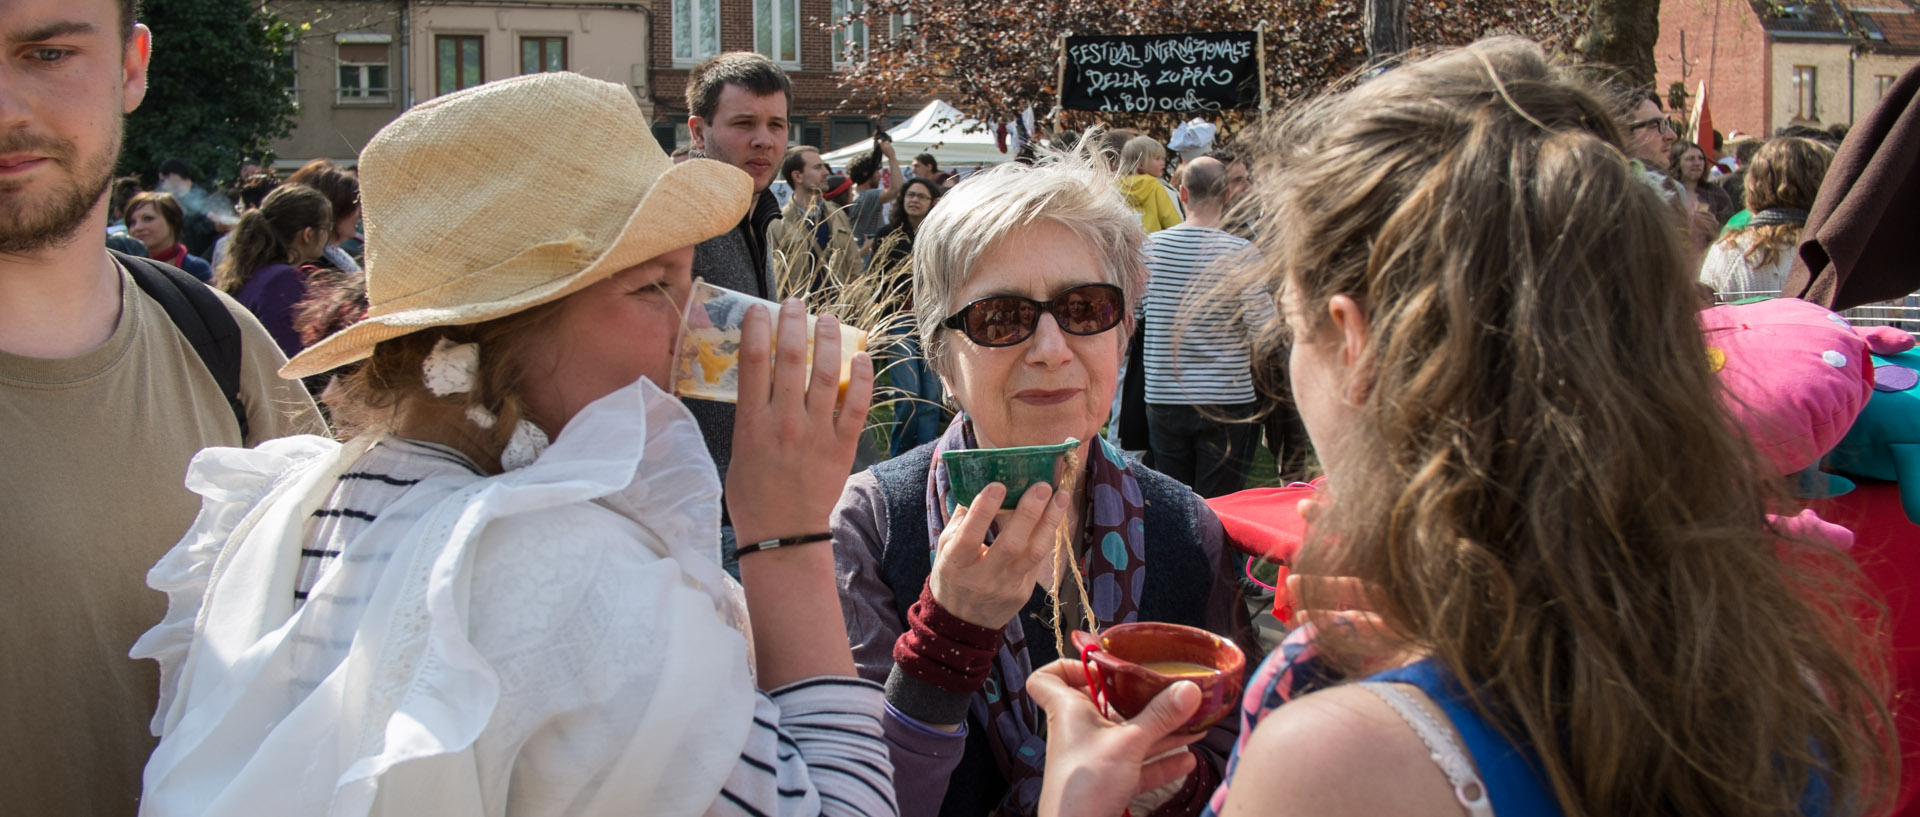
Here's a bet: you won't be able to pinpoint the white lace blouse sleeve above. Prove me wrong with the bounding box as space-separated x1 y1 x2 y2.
130 435 341 736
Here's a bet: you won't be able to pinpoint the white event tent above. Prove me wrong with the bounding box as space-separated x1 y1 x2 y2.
820 100 1024 168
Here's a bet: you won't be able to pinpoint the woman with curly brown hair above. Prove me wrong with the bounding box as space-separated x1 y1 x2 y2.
1027 38 1891 817
1700 136 1833 298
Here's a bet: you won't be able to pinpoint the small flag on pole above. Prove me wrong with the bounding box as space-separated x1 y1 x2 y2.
1688 81 1716 159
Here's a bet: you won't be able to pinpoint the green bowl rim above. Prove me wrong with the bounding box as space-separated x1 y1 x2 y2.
938 437 1082 463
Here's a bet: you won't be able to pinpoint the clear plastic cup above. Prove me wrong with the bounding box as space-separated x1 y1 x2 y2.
673 279 868 404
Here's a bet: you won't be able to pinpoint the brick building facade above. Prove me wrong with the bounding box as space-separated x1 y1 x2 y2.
1657 0 1920 142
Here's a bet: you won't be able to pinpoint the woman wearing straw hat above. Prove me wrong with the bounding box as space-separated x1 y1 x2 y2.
129 73 894 817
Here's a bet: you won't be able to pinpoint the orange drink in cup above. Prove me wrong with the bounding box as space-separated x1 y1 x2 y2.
1071 622 1246 734
673 280 868 403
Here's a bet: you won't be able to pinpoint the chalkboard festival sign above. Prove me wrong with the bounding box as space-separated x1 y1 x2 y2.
1061 32 1262 113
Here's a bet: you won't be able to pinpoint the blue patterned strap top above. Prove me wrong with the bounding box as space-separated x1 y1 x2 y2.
1363 660 1565 817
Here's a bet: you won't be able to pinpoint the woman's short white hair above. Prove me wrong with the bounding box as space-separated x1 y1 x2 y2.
912 136 1149 380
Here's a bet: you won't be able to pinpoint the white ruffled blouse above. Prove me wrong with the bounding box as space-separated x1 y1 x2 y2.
130 378 893 817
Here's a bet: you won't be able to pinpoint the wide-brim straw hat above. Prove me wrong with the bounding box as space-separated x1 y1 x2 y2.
282 71 750 379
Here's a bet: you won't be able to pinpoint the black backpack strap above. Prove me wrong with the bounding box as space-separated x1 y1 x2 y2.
115 249 249 440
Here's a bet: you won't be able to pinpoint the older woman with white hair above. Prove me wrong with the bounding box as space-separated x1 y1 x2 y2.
831 149 1253 817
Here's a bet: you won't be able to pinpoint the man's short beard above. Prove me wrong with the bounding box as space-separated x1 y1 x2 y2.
0 122 120 256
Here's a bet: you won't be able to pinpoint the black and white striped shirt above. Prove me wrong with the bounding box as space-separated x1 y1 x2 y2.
1139 224 1273 405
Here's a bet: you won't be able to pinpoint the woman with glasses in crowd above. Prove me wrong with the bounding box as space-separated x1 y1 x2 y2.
870 175 948 455
869 175 942 277
831 148 1254 817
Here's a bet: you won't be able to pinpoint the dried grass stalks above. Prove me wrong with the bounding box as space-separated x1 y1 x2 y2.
771 213 936 439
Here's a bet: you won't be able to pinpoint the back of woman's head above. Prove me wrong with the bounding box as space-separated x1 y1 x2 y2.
1235 36 1888 815
1721 136 1832 268
1744 135 1830 213
214 183 332 294
286 159 361 223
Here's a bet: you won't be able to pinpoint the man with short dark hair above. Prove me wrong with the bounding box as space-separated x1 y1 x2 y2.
0 0 322 812
683 51 792 569
767 144 858 296
1139 157 1273 497
910 151 938 181
154 157 233 256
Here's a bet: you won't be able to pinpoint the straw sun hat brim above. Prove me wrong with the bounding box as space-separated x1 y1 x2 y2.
280 157 749 380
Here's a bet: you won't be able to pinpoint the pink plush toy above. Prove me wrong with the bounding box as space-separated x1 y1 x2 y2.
1701 298 1915 497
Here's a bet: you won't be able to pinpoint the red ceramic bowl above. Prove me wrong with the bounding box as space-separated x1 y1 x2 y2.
1071 622 1246 734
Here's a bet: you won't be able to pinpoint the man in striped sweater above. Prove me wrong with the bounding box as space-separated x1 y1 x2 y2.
1139 157 1276 497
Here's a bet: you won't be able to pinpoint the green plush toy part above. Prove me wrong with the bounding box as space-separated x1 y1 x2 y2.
1827 344 1920 523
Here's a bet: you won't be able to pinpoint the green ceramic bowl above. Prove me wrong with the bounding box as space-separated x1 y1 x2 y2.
942 438 1081 511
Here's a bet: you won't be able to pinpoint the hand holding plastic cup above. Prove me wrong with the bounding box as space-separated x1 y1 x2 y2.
674 280 869 404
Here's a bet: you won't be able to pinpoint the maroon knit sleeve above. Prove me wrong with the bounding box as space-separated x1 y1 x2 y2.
891 579 1003 694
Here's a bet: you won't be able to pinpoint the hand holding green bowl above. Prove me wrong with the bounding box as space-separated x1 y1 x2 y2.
941 438 1081 511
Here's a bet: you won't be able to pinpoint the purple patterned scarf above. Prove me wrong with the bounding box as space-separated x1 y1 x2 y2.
924 414 1149 815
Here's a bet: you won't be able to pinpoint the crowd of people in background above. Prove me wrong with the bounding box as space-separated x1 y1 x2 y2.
7 0 1920 815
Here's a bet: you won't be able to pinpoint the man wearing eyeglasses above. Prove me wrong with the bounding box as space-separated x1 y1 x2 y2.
1623 91 1679 169
1615 88 1717 256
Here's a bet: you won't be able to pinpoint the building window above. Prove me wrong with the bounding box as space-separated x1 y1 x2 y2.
673 0 720 64
830 117 871 149
335 34 391 105
889 12 913 40
279 47 299 106
1877 74 1898 100
755 0 800 65
521 36 567 74
787 117 822 148
1792 65 1818 120
436 35 485 97
831 0 867 66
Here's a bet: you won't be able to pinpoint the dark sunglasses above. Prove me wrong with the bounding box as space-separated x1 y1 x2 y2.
940 283 1126 347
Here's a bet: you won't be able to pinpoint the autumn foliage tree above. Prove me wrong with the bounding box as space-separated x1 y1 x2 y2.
828 0 1589 136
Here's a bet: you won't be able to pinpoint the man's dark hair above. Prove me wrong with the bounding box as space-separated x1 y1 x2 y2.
1605 86 1663 122
847 149 881 185
780 145 818 188
235 173 281 210
109 176 143 223
914 152 938 173
157 158 197 183
685 52 792 123
1182 159 1228 202
119 0 141 41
